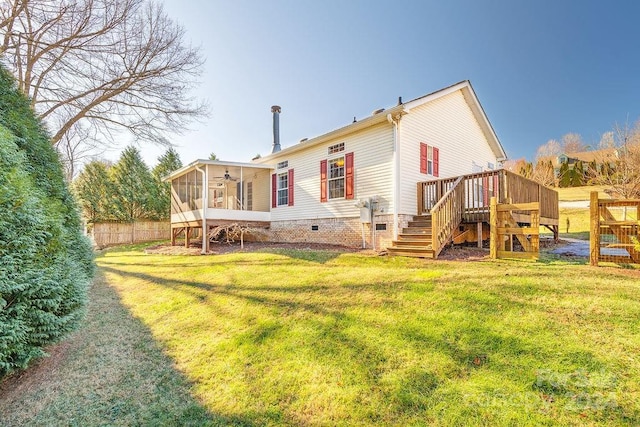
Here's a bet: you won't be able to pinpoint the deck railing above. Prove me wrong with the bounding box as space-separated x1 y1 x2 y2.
430 176 465 257
418 170 559 218
417 169 559 254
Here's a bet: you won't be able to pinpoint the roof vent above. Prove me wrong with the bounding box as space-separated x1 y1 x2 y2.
299 137 308 143
372 108 385 115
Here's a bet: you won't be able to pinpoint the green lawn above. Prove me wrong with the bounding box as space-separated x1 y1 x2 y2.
3 245 639 426
555 186 611 201
558 207 591 240
0 260 214 426
555 205 638 241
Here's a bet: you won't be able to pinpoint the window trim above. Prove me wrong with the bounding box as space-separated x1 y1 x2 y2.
328 155 345 200
328 142 345 155
276 171 289 206
420 142 439 177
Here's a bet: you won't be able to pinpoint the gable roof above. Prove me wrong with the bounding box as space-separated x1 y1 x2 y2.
255 80 507 162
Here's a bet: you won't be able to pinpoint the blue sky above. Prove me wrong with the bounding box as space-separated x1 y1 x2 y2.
136 0 640 167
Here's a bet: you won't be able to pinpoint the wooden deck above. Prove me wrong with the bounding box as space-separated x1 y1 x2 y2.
388 169 559 258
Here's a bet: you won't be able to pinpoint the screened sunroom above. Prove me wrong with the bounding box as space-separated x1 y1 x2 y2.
164 160 273 249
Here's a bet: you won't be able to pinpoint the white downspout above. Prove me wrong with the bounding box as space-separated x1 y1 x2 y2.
388 113 401 240
195 165 207 254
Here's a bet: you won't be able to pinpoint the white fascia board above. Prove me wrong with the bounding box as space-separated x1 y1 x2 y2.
254 105 404 163
402 80 471 111
460 85 507 160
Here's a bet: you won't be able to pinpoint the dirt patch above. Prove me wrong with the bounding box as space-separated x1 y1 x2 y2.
0 339 72 400
435 245 490 261
144 241 368 256
143 241 497 261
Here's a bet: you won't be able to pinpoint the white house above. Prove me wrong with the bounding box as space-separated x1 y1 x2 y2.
164 81 557 257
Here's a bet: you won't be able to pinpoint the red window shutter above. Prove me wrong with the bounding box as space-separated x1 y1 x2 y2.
433 147 439 177
271 173 277 208
345 152 354 200
288 169 294 206
320 160 327 202
420 143 427 174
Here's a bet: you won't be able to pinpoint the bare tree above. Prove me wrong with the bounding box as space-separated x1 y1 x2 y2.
0 0 27 52
1 0 206 176
56 122 101 180
561 133 586 153
502 158 527 173
598 131 615 149
531 159 555 187
587 120 640 199
535 139 561 159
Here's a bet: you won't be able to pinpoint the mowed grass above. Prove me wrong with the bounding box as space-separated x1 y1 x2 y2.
555 204 638 241
555 186 611 201
558 207 591 240
86 245 640 426
0 266 216 426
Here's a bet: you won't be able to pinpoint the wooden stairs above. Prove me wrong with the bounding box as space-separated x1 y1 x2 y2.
387 214 436 258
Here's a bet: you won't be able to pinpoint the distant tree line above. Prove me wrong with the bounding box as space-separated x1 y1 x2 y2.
73 147 183 224
506 122 640 198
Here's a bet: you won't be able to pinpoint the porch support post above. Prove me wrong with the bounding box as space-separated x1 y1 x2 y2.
589 191 599 266
477 222 483 248
185 226 190 248
240 167 244 210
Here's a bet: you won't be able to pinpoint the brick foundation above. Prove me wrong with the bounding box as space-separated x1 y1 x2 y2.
265 214 414 251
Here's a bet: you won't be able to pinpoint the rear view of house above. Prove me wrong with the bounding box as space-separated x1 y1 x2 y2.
165 80 558 257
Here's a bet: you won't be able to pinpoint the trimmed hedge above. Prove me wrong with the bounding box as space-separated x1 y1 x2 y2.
0 66 94 376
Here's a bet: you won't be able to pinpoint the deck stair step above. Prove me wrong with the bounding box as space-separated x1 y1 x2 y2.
389 213 437 258
402 228 431 234
409 220 431 228
396 234 431 242
387 247 435 258
393 239 433 247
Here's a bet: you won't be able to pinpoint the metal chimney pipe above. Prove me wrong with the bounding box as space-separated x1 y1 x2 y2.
271 105 281 153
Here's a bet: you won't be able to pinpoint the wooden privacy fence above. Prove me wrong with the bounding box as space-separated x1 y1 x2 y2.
490 197 540 260
91 221 170 248
589 192 640 266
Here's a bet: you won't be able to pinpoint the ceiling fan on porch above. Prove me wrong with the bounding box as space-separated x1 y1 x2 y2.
211 169 239 182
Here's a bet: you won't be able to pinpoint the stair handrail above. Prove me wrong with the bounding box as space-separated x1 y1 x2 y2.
430 175 465 258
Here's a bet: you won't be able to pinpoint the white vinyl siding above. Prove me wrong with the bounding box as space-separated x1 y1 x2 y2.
261 122 394 221
398 90 499 215
250 169 271 212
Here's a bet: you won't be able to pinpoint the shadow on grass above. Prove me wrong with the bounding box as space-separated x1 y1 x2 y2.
0 273 262 427
92 253 638 425
99 265 406 319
